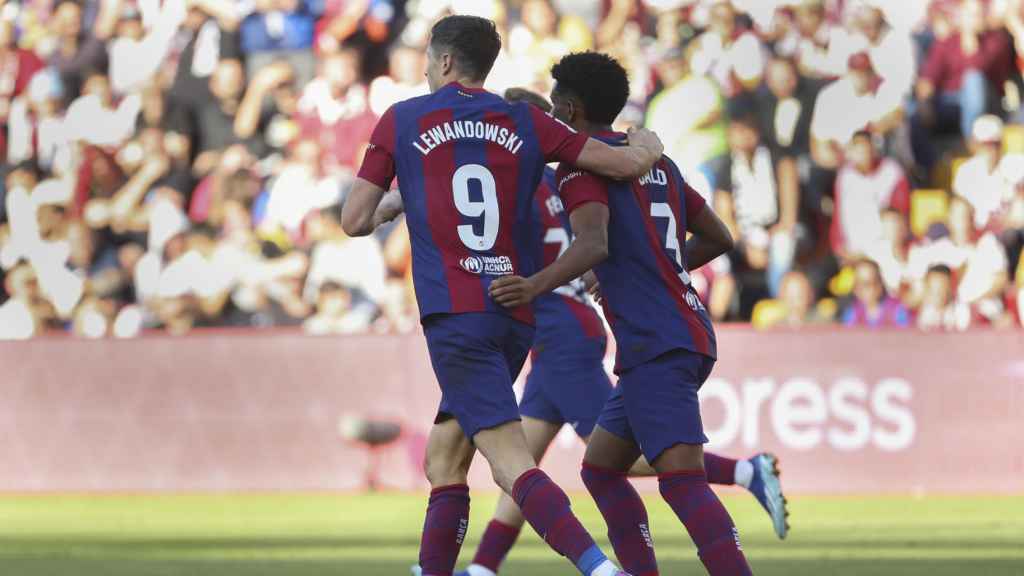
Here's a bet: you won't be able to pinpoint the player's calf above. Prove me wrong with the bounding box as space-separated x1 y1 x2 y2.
656 444 752 576
474 422 624 576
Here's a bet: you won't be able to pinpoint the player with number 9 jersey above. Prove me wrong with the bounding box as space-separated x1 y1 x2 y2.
358 83 591 328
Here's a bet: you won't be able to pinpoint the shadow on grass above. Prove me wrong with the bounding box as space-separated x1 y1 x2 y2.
0 557 1021 576
0 534 1021 552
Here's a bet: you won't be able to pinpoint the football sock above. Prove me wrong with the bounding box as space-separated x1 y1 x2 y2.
659 470 753 576
581 463 659 576
734 459 754 489
419 484 470 576
512 468 611 576
470 520 521 573
464 565 497 576
703 453 738 486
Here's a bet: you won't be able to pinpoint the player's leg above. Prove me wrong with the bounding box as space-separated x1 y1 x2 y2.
432 315 621 576
463 415 562 576
626 451 789 539
418 417 477 576
622 351 752 576
473 421 624 576
579 391 660 576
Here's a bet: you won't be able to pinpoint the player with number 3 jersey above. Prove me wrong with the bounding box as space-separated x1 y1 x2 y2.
489 52 757 576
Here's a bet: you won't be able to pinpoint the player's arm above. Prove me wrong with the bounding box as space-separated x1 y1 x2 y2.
490 203 609 308
574 127 665 180
341 178 388 237
532 107 663 180
343 107 399 236
685 204 734 271
372 189 404 228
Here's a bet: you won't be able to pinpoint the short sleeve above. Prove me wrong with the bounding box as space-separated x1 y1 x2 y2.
683 180 707 222
529 106 589 164
357 106 397 190
555 164 609 214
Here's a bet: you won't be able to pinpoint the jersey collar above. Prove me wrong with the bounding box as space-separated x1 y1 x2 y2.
447 81 489 94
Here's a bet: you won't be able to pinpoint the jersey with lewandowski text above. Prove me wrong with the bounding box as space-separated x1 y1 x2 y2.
358 82 589 325
529 168 607 360
556 132 717 373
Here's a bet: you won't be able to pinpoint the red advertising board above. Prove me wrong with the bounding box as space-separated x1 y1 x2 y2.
0 329 1021 494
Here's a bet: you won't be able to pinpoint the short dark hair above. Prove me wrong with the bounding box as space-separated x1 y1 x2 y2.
551 52 630 125
430 15 501 82
504 87 552 113
927 264 953 278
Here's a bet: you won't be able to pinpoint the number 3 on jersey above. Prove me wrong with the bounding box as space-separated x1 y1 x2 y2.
650 202 692 286
453 164 499 251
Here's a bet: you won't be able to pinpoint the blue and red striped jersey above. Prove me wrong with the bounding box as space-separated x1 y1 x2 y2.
529 168 607 360
358 82 589 324
556 132 717 373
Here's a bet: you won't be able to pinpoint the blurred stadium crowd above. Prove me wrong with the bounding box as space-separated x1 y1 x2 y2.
0 0 1023 338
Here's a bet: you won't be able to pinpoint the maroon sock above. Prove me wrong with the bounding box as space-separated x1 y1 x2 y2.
581 463 659 576
419 484 470 576
703 453 738 486
471 519 522 573
658 470 752 576
511 468 598 566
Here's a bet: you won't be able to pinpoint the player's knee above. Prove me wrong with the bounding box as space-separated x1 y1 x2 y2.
423 449 470 487
652 443 704 474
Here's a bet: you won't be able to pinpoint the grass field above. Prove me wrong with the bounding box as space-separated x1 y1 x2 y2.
0 492 1021 575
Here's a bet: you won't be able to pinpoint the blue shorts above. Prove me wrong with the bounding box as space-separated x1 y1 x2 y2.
519 337 612 438
423 312 535 439
596 349 715 464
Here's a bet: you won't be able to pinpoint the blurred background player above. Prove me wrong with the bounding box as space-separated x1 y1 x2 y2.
342 15 666 576
410 87 788 576
489 51 753 575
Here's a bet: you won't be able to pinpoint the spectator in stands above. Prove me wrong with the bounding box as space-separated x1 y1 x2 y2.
369 43 428 117
842 258 910 328
907 197 1010 326
715 114 797 297
846 0 916 118
690 0 765 106
917 264 972 331
107 0 186 96
296 47 377 173
0 18 45 163
831 130 910 289
911 0 1013 171
303 280 373 335
948 196 1011 325
756 55 820 172
259 138 342 238
0 263 45 338
239 0 322 88
166 0 243 115
646 44 728 181
809 52 900 219
776 269 828 328
64 71 140 148
952 115 1024 232
316 0 391 53
49 0 116 102
775 0 854 80
234 60 301 155
189 58 271 175
7 69 71 173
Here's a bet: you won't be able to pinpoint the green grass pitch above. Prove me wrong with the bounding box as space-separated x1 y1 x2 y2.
0 492 1021 575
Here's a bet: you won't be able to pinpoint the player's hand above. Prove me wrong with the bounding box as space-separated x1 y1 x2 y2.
627 126 664 161
488 276 538 308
